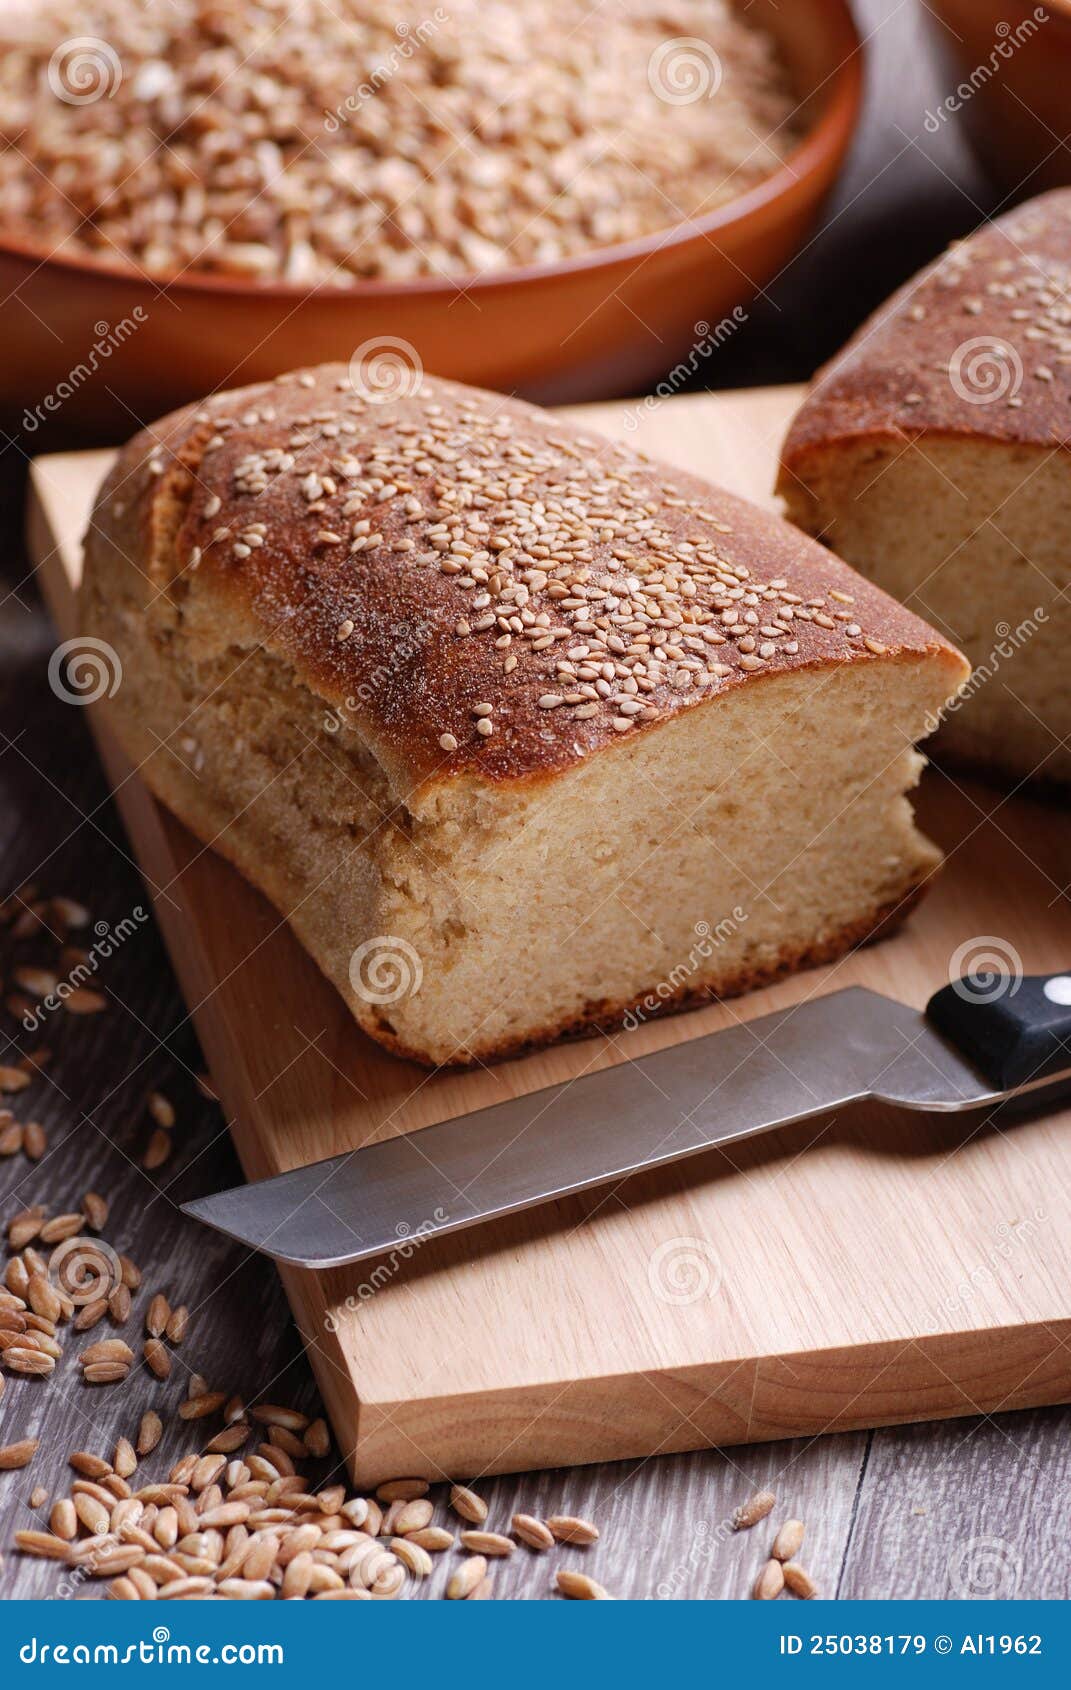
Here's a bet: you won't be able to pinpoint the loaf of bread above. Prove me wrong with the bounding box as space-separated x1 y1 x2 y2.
779 189 1071 787
81 367 967 1066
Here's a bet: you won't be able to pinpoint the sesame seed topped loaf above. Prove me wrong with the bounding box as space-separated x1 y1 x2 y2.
780 190 1071 786
82 367 968 1066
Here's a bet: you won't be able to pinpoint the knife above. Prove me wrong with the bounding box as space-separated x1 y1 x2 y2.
182 969 1071 1269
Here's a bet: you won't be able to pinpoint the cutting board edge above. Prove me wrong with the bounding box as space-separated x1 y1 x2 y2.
327 1314 1071 1486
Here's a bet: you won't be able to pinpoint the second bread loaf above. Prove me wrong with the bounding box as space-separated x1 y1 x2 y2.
780 189 1071 788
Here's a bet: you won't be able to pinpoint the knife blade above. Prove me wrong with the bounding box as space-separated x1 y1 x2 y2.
183 977 1071 1269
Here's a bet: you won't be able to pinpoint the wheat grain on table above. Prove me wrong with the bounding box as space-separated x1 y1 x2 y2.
3 0 1071 1599
5 402 1071 1597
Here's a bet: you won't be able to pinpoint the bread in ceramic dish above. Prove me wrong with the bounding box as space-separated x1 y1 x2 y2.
779 189 1071 787
81 366 967 1066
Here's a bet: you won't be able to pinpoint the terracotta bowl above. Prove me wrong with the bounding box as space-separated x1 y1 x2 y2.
2 0 861 439
924 0 1071 195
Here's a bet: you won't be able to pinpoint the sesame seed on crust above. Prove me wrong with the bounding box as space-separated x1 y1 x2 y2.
781 188 1071 471
87 366 960 795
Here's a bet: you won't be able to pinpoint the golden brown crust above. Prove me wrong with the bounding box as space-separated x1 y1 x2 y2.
780 188 1071 480
86 364 962 802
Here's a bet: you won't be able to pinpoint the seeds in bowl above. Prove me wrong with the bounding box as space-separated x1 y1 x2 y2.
0 0 804 286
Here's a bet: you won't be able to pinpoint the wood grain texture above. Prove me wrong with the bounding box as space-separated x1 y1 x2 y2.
21 382 1071 1495
3 0 1070 1598
418 1434 871 1601
838 1409 1071 1601
0 634 327 1597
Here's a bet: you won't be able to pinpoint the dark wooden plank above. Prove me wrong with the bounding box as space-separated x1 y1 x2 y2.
442 1438 869 1602
839 1410 1071 1600
0 583 319 1596
3 0 1063 1604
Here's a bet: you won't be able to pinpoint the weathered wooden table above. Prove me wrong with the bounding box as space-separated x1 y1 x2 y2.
1 0 1068 1599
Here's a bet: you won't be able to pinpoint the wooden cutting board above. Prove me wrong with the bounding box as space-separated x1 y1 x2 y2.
26 387 1071 1486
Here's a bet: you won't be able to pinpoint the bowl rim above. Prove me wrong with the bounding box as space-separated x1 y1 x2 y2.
931 0 1071 16
0 0 863 302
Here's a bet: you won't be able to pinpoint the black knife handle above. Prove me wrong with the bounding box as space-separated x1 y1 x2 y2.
926 970 1071 1092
